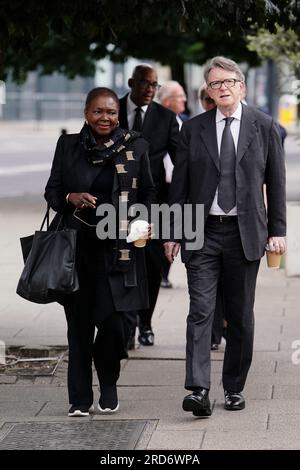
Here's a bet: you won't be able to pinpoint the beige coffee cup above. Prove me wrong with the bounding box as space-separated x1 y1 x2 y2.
266 250 281 268
126 220 149 248
133 238 147 248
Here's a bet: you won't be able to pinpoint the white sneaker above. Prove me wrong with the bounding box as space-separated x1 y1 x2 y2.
98 402 119 413
68 404 94 417
98 384 119 413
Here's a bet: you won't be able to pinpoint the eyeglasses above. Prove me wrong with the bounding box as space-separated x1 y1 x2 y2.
138 79 161 90
208 78 241 90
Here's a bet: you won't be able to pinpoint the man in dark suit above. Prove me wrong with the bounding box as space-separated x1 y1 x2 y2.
164 56 286 417
119 64 179 347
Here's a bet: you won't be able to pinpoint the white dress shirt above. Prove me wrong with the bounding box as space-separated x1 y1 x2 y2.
126 94 148 130
209 102 242 216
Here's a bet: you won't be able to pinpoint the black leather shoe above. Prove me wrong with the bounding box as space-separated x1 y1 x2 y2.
224 391 245 411
211 343 219 351
138 328 154 346
182 388 212 417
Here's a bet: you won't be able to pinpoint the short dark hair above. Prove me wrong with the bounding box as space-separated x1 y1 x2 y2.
131 64 155 81
85 87 120 108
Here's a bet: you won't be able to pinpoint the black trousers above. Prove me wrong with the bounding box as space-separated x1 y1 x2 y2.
138 240 164 329
185 216 260 392
211 279 226 345
64 306 130 406
162 254 171 281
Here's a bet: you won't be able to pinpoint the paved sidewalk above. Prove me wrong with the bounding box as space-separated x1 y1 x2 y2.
1 203 300 450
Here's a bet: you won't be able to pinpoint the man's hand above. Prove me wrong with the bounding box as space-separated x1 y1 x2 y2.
164 242 180 263
268 236 286 255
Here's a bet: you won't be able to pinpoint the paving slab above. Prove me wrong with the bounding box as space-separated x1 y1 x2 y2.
1 183 300 449
147 430 204 450
201 429 300 450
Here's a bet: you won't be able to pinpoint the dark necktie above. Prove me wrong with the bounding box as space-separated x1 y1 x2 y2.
217 117 236 213
132 107 143 132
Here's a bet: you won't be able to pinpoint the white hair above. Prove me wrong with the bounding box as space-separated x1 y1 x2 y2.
157 80 183 102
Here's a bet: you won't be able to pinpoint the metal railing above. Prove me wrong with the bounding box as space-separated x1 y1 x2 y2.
2 92 86 121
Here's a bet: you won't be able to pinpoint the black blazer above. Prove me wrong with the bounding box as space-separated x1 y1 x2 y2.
169 104 286 262
119 94 179 203
44 132 156 311
45 133 155 220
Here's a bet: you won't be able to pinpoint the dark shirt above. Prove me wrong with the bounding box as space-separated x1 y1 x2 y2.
82 160 115 228
90 160 115 197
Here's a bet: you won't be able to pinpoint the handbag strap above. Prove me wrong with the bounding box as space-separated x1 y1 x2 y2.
40 204 50 231
39 204 64 231
55 214 64 231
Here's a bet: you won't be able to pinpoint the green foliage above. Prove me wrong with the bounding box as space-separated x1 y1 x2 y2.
247 24 300 77
0 0 297 82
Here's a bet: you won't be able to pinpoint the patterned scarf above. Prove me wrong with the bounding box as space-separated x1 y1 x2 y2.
80 123 141 272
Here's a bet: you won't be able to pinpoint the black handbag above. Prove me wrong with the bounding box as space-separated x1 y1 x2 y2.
20 207 50 264
16 205 79 304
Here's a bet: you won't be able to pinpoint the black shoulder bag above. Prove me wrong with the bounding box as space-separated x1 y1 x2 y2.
16 205 79 304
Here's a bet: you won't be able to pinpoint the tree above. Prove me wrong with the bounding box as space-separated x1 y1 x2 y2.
247 24 300 79
0 0 296 82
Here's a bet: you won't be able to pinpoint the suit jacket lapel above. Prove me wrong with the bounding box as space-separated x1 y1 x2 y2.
119 96 156 137
197 105 257 171
237 104 257 163
142 102 156 138
119 95 129 130
199 109 220 171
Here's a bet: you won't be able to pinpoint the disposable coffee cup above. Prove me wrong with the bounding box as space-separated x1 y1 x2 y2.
266 250 281 268
126 220 149 248
133 238 147 248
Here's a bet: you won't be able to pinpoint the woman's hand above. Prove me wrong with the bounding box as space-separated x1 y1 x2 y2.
68 192 97 209
148 223 155 240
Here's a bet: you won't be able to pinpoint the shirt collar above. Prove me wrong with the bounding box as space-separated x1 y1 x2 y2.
127 94 148 113
216 101 242 123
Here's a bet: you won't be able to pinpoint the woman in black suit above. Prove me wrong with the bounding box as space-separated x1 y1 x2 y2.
45 87 155 417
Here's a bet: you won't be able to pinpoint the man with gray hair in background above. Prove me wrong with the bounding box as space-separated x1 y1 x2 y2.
157 80 187 120
157 80 187 288
164 56 286 417
119 64 179 348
